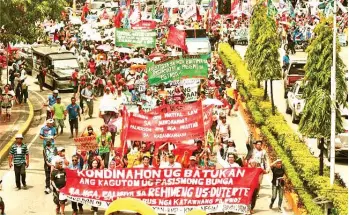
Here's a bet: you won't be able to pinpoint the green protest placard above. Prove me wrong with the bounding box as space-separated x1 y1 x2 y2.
147 56 208 85
115 29 156 48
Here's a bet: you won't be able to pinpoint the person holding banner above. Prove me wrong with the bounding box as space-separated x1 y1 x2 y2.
159 153 182 168
69 155 84 215
51 160 67 215
89 159 101 215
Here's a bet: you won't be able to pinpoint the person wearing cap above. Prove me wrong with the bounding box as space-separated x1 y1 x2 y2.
159 153 182 168
66 97 81 138
215 114 231 143
269 159 285 212
8 134 29 190
52 96 66 135
45 90 59 120
39 118 58 147
51 159 67 215
186 156 199 169
80 84 95 119
43 139 57 194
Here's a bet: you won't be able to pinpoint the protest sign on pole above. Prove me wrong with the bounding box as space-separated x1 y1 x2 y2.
131 20 157 29
124 101 205 142
147 56 208 85
182 4 197 20
115 28 156 48
73 136 98 151
61 168 263 214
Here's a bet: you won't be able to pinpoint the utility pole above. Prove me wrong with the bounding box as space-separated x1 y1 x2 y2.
329 0 337 186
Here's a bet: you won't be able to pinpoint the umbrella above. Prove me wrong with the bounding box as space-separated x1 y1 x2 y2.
104 198 157 215
97 44 112 52
203 98 223 106
148 52 165 59
129 58 148 64
117 47 134 53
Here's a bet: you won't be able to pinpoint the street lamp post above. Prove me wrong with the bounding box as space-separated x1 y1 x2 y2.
329 0 337 187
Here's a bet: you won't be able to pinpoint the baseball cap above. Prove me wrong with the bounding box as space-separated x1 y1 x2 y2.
57 147 65 152
47 119 54 124
56 96 61 99
53 90 59 94
168 153 175 158
190 156 196 161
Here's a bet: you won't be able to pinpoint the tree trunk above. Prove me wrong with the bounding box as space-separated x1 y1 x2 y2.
263 80 268 100
270 79 275 115
257 79 260 88
318 137 324 176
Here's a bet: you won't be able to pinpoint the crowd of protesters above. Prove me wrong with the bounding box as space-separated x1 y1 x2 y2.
5 0 349 214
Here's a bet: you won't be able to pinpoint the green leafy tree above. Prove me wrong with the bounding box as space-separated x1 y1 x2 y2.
299 17 347 175
0 0 68 44
245 3 281 114
245 3 266 87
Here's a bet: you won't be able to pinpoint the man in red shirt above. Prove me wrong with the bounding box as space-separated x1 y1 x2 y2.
71 69 79 97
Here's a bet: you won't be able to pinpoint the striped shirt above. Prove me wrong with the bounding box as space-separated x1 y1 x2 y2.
10 143 29 165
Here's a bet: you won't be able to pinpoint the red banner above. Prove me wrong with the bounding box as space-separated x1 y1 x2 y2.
61 168 263 214
131 20 157 29
126 103 205 141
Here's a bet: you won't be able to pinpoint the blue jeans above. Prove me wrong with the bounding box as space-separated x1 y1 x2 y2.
271 185 283 208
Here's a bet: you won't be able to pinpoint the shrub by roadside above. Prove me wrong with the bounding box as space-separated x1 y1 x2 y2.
218 43 348 215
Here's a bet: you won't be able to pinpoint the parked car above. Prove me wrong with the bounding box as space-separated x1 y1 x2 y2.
286 80 305 123
326 108 348 161
283 59 306 98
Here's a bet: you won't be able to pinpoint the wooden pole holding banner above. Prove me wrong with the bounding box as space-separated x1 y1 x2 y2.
73 0 76 16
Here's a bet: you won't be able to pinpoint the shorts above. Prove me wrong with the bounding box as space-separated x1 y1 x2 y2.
1 107 12 115
69 118 79 129
54 119 65 128
73 85 78 93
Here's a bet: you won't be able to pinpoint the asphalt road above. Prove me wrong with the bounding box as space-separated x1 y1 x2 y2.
234 44 349 186
0 72 291 214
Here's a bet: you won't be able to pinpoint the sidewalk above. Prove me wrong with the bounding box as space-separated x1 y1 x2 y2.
0 101 34 162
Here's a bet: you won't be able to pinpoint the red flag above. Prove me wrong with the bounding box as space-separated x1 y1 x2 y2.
166 26 188 52
162 8 169 24
83 3 90 14
113 9 124 28
196 5 202 21
81 11 86 22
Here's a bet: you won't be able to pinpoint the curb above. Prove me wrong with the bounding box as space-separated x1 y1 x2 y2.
0 99 34 162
